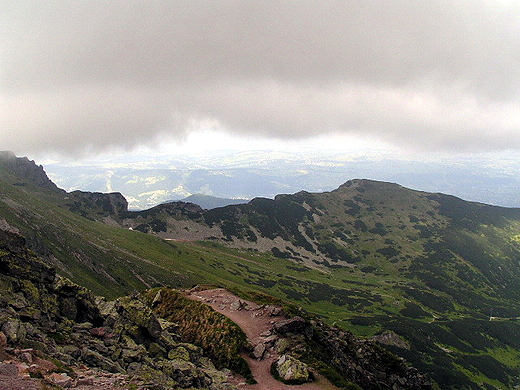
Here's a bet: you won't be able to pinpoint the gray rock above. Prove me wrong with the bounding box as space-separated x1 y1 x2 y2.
1 319 26 343
372 330 411 350
156 359 210 388
230 300 247 311
275 354 311 384
251 343 266 360
81 348 124 373
274 316 307 334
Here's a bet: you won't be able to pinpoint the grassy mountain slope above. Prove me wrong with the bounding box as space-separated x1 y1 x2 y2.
2 152 520 388
119 179 520 389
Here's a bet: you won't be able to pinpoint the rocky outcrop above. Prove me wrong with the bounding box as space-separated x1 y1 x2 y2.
271 316 431 390
0 228 236 389
0 150 62 192
67 191 129 220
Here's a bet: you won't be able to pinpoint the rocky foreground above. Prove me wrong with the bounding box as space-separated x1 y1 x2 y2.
0 225 431 389
0 227 236 389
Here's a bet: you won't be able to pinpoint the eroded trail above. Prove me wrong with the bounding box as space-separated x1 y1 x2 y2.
186 288 338 390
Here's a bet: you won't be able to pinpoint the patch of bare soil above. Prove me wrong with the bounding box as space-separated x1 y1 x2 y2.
186 288 339 390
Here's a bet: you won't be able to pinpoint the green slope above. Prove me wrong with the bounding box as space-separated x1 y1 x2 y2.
119 179 520 389
2 153 520 388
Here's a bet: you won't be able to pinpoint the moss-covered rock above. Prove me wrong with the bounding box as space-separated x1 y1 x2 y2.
275 354 311 384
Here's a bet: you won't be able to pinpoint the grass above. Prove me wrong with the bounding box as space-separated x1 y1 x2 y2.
143 287 256 384
4 164 520 388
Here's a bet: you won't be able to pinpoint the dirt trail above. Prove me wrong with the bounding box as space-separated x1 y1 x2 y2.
187 288 339 390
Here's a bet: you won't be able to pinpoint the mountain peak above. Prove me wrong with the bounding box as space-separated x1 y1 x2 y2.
0 150 17 160
0 151 61 192
337 178 403 191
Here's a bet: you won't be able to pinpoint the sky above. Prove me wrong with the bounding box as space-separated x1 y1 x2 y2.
2 1 520 160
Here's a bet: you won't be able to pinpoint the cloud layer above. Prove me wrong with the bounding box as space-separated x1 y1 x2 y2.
2 0 520 155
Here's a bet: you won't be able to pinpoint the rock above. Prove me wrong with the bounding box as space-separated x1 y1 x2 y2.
89 327 106 337
263 335 278 345
47 372 74 388
81 348 124 373
273 316 307 334
275 338 290 354
148 342 167 358
0 331 7 347
74 322 93 330
76 375 95 386
2 319 26 344
251 343 266 360
0 362 19 376
266 306 283 316
372 330 411 350
275 354 311 384
151 290 163 307
229 300 247 311
19 352 32 364
168 346 190 361
158 318 180 334
156 359 210 388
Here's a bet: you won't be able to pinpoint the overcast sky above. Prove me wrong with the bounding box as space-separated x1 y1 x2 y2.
2 0 520 158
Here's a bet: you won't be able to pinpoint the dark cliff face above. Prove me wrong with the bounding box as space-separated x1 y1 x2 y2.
67 190 129 220
0 151 62 192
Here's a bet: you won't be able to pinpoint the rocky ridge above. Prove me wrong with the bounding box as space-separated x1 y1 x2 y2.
0 151 61 192
0 227 236 389
188 289 431 390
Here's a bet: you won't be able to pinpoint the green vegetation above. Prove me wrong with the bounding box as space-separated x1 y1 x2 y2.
143 288 255 384
3 157 520 388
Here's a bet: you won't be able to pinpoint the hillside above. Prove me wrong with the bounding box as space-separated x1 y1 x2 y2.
2 151 520 388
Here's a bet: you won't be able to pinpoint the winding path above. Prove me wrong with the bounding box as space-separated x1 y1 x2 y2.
186 288 339 390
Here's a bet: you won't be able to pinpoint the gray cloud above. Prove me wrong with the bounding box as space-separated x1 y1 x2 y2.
2 0 520 155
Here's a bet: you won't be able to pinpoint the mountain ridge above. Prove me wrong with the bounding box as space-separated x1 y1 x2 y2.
2 151 520 388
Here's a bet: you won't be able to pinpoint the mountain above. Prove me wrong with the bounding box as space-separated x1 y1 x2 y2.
178 194 249 209
117 184 520 389
2 151 520 388
0 206 432 389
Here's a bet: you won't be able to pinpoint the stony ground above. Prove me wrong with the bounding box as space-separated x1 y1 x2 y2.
186 288 338 390
0 350 141 390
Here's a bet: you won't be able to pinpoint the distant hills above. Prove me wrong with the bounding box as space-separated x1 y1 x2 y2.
44 150 520 210
2 151 520 389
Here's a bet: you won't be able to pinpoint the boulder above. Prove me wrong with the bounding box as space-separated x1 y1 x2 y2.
1 319 26 344
168 346 191 361
274 316 307 334
81 348 124 373
372 330 411 350
229 300 247 311
156 359 210 388
0 331 7 347
275 354 311 384
251 343 266 360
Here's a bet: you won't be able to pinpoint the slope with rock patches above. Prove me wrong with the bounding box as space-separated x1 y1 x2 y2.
3 152 520 388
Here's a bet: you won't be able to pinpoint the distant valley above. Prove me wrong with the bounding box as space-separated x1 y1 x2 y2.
44 150 520 210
